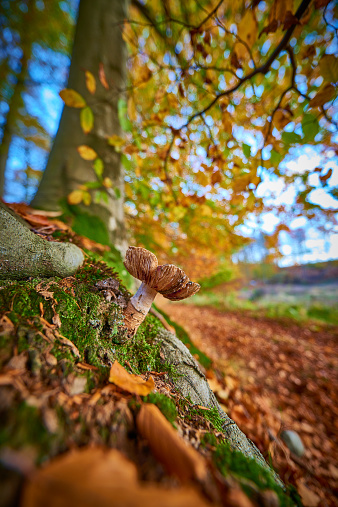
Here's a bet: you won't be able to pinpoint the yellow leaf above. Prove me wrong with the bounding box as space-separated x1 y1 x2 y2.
102 177 113 188
59 89 86 108
85 70 96 94
67 189 84 205
77 145 97 160
128 96 137 121
200 204 212 217
107 135 125 152
80 107 94 134
235 10 258 60
82 191 91 206
108 361 155 396
309 84 336 108
195 171 209 186
319 54 338 84
222 111 233 135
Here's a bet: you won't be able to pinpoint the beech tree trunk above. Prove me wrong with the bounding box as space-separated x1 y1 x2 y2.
32 0 127 252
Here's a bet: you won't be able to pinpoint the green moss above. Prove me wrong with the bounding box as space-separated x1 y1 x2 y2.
0 282 45 323
153 305 212 369
214 441 292 506
0 403 54 462
144 393 177 424
201 432 218 448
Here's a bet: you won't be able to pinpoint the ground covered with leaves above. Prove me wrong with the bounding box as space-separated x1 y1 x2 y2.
157 300 338 507
0 205 301 507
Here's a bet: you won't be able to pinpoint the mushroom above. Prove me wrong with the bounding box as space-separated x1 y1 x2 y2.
123 246 200 336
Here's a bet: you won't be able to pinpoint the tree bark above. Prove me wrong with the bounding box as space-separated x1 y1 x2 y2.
32 0 127 252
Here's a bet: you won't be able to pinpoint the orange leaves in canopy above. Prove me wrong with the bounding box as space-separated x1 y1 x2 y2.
109 360 155 396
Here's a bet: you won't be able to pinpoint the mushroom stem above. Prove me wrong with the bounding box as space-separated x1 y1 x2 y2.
123 283 158 335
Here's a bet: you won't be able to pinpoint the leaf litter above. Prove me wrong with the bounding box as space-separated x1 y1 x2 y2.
159 301 338 507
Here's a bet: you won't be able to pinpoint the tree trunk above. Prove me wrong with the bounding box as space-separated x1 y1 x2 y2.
0 51 31 198
31 0 127 252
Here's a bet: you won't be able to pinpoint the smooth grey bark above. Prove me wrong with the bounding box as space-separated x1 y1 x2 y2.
32 0 127 252
0 202 84 279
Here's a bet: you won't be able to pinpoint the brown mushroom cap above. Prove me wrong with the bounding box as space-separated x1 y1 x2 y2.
163 281 200 301
148 264 189 294
123 246 200 301
123 246 158 283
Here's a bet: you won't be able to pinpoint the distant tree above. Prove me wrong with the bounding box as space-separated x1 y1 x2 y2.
31 0 128 251
0 0 74 197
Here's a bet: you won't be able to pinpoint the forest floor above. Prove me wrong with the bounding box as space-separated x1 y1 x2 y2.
157 298 338 507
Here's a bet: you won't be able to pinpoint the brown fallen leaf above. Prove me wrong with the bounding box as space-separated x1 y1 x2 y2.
108 360 155 396
22 447 212 507
54 331 80 358
0 315 14 336
296 479 321 507
137 403 208 483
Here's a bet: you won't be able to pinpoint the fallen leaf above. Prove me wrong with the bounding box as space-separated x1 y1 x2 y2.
22 447 211 507
108 361 155 396
55 331 80 358
297 480 320 507
137 403 207 482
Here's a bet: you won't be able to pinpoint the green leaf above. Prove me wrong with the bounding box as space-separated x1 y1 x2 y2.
270 150 282 166
243 144 251 158
86 181 102 189
60 89 86 108
114 187 121 199
118 99 133 132
94 190 109 205
80 106 94 134
92 158 104 178
302 113 320 142
282 131 302 146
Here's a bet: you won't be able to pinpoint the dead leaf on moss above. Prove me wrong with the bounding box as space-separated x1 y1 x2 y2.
137 403 208 483
108 360 155 395
0 315 14 336
55 331 80 358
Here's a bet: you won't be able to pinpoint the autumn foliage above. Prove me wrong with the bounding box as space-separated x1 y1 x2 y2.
60 0 337 276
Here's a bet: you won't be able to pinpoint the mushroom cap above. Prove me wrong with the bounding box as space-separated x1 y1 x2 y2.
123 246 200 301
148 264 188 294
123 246 158 283
163 281 200 301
